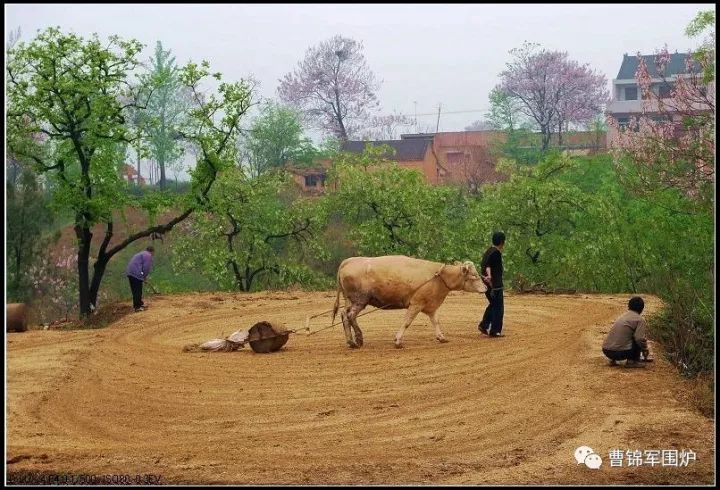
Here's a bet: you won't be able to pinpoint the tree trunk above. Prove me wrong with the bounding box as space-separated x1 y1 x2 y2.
137 153 142 186
89 256 110 308
12 194 27 295
558 123 563 147
75 222 93 317
245 265 255 292
229 259 246 291
541 125 551 151
159 152 167 190
333 86 348 141
337 118 348 141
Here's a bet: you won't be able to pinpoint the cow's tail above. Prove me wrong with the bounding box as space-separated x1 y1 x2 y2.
332 268 342 325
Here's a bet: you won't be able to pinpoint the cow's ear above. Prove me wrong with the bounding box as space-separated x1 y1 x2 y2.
462 261 476 275
461 263 469 275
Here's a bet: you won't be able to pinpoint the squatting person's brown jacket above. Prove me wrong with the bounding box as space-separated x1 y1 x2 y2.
602 310 648 352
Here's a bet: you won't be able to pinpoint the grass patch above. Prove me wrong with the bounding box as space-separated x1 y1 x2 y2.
685 373 714 419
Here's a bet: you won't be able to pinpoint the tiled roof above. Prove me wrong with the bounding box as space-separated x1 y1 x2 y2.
617 52 699 79
341 139 430 161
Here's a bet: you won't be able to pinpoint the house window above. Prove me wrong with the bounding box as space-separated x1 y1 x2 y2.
651 115 671 124
304 174 326 187
625 87 638 100
445 151 464 164
659 84 673 99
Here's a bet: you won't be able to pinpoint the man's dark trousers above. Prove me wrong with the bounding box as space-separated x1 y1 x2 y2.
128 275 144 309
603 341 642 362
479 288 504 334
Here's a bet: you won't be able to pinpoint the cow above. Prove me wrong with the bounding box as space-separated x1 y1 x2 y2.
331 255 486 348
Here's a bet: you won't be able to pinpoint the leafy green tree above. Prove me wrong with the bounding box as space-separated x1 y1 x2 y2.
485 85 526 132
480 153 595 290
313 137 342 163
483 86 543 164
173 168 328 291
5 22 57 303
604 11 714 377
686 9 715 84
138 41 190 189
6 158 55 302
584 113 608 153
7 28 255 316
239 102 315 178
328 145 468 262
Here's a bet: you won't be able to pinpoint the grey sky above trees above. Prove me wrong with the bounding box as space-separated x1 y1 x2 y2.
6 3 711 139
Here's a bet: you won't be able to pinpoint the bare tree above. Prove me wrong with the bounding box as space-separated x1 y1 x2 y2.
360 113 416 140
5 26 21 52
465 120 494 131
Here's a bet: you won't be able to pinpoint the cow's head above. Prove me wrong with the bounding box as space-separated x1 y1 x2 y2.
457 261 486 293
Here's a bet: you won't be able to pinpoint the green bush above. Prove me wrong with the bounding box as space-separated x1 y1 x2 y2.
647 279 714 377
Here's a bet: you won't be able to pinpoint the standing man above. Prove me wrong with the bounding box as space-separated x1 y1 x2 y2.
478 231 506 337
602 296 651 367
126 246 154 312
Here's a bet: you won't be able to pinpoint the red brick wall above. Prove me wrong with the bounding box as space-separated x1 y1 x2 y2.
397 145 439 184
432 131 506 186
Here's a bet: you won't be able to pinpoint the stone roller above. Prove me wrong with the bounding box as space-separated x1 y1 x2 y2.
247 321 290 353
6 303 28 333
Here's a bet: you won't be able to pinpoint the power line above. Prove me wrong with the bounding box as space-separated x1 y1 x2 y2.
419 108 487 116
400 108 489 118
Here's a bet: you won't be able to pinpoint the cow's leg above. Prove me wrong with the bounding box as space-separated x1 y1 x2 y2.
428 311 449 343
395 305 422 349
341 310 357 348
346 303 365 348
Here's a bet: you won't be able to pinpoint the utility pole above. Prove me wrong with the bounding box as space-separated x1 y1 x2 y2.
435 103 442 133
414 101 418 133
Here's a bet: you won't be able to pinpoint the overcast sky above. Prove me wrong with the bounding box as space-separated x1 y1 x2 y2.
5 3 714 140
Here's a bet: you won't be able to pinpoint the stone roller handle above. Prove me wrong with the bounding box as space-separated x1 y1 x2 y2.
146 279 160 295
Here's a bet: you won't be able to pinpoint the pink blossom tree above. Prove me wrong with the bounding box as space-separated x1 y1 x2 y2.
554 63 608 146
28 248 79 323
607 21 714 211
278 35 381 141
499 42 608 150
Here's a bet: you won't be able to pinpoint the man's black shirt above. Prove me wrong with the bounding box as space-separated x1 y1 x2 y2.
480 246 503 289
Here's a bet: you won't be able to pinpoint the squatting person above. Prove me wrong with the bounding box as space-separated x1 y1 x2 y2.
602 296 651 367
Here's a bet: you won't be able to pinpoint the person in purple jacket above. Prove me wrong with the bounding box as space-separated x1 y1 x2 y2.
126 246 154 312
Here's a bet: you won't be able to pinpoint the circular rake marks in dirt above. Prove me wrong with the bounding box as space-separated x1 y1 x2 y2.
6 292 713 484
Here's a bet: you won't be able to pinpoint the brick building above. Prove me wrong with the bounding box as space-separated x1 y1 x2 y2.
288 129 606 193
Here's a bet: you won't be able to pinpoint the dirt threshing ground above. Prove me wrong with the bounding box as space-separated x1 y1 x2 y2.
6 291 715 484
